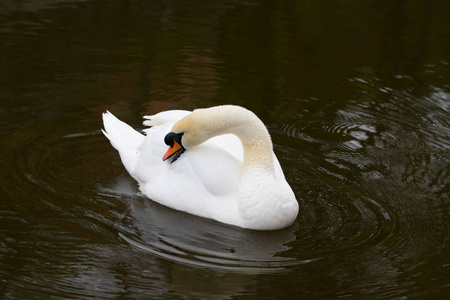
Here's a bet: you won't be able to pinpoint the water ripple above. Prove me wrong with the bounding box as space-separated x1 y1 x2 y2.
2 108 448 299
6 127 402 275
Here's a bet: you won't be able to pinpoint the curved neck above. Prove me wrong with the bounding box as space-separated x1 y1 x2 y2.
194 106 274 171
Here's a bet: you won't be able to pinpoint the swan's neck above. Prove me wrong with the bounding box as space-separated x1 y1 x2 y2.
239 133 273 172
178 105 274 171
212 106 274 171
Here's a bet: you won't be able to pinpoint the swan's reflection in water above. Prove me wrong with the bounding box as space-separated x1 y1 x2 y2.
124 197 300 269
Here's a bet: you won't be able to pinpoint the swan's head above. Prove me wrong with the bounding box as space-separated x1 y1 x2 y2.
162 107 224 163
163 131 185 162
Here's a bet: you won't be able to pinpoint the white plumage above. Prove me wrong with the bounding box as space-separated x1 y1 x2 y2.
102 105 298 230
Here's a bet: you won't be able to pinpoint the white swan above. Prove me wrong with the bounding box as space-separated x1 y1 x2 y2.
102 105 298 230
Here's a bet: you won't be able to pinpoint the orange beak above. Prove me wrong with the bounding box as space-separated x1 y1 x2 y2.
163 140 183 161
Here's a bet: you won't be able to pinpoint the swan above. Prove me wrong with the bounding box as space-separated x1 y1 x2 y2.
102 105 298 230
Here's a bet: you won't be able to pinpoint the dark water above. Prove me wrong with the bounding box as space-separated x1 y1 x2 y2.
1 0 450 299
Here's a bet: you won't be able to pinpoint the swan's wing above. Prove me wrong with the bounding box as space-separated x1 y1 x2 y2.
183 140 242 196
206 134 243 162
102 111 145 175
136 142 242 221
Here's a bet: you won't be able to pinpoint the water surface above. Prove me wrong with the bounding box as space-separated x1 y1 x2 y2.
1 0 449 299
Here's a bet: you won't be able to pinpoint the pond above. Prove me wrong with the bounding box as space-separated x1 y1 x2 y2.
0 0 449 299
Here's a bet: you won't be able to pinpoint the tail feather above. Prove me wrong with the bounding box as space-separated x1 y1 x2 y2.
102 111 145 174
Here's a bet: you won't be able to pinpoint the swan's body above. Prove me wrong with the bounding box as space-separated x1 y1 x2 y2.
102 105 298 230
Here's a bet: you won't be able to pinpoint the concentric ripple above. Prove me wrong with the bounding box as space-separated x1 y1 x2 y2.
114 180 395 274
4 130 130 234
265 78 450 296
6 128 393 274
